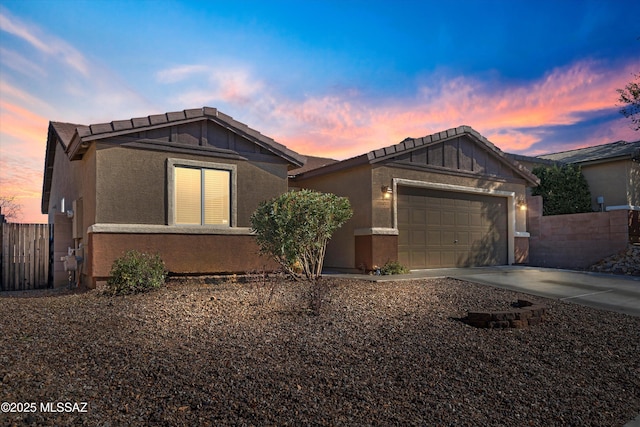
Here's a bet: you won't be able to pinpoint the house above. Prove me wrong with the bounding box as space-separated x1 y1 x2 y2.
42 107 305 287
509 139 640 244
509 140 640 213
42 107 540 287
290 126 539 271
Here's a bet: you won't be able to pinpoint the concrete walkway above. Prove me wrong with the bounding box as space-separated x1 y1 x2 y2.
327 265 640 317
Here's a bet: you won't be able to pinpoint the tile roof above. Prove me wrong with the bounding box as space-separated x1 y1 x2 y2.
42 107 306 213
67 107 304 166
292 125 539 186
367 125 501 162
289 155 339 176
537 140 640 164
50 121 82 147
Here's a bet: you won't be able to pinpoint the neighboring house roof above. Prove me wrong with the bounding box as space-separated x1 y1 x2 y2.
42 107 306 213
289 155 339 177
291 125 540 186
536 140 640 165
505 153 558 168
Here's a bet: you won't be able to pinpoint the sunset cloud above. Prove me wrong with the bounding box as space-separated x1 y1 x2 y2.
255 60 640 159
156 65 211 84
2 2 638 223
0 154 47 223
0 100 49 222
0 9 89 76
157 64 264 106
0 101 48 144
0 46 46 78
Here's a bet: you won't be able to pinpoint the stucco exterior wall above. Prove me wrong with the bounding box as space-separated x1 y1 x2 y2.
294 162 531 271
48 142 97 227
581 160 631 210
94 144 289 227
47 142 97 286
292 165 372 270
372 165 530 234
50 142 289 286
52 213 74 288
88 230 277 285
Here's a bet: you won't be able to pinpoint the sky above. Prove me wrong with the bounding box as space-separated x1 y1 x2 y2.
1 0 639 223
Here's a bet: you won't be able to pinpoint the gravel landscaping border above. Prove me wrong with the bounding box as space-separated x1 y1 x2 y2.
1 277 639 426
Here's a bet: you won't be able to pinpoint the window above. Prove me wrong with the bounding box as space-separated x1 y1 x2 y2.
168 159 236 226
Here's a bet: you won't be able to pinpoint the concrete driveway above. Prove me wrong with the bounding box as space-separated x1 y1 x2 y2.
329 265 640 317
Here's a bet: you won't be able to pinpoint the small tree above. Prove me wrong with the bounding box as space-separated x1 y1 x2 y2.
0 195 23 222
617 72 640 131
250 189 352 281
531 164 592 215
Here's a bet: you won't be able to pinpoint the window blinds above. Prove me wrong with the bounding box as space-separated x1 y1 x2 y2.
175 167 230 225
203 169 230 225
175 167 202 225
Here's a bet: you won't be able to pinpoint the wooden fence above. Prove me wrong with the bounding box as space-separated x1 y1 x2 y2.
1 223 52 291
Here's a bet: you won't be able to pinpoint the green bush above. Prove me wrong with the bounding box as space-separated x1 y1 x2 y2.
531 164 592 215
380 260 409 275
106 250 166 295
251 189 352 281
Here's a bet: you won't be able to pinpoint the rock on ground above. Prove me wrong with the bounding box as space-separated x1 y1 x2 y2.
1 277 639 426
590 244 640 276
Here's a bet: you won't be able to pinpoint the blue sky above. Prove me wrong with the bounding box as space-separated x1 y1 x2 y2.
1 0 639 222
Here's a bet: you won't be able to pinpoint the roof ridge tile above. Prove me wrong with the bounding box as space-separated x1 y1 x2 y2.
166 110 186 121
111 119 133 131
203 107 218 117
132 117 150 127
148 113 168 125
184 108 204 119
89 123 113 135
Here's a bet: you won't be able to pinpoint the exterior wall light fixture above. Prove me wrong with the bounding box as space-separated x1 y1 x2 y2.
382 186 393 199
517 197 527 211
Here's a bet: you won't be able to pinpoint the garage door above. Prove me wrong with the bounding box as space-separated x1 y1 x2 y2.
397 187 508 269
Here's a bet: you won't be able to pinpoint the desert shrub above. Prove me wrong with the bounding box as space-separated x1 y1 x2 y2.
106 250 166 295
380 260 409 275
251 189 352 281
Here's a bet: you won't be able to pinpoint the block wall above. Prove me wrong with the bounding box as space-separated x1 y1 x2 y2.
527 196 629 269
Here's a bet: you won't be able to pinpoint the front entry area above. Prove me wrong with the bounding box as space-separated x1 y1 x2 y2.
397 187 508 269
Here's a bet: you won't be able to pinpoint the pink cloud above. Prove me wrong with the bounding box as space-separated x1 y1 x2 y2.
0 154 47 223
0 101 49 144
3 55 638 223
0 101 49 223
158 64 264 107
267 60 640 158
156 59 638 160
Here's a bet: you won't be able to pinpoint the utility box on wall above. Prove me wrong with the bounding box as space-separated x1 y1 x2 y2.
72 198 83 239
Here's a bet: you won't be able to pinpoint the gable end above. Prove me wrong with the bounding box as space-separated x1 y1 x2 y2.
65 107 305 168
369 126 539 185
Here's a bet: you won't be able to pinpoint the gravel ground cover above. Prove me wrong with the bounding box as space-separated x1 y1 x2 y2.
1 277 639 426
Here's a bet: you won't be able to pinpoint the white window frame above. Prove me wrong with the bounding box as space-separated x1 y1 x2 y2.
167 158 237 227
